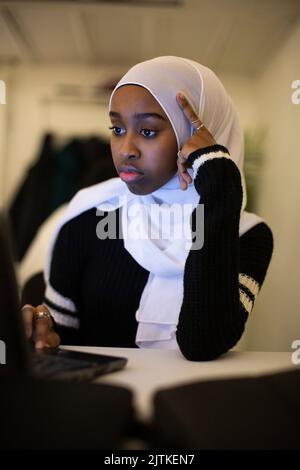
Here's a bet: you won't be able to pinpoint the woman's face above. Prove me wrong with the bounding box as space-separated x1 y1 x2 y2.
109 85 178 195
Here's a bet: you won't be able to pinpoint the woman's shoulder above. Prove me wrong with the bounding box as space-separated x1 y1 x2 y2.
55 177 122 233
61 207 98 232
240 221 273 243
239 210 273 252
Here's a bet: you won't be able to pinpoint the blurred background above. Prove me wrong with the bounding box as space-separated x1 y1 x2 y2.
0 0 299 352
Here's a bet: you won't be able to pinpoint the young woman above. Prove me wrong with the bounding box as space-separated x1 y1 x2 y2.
23 56 273 360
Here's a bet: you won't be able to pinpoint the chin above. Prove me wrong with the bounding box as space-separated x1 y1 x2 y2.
126 177 171 195
127 185 150 195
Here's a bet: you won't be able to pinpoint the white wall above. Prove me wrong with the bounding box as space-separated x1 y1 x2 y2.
0 66 11 209
0 84 5 209
221 75 258 132
1 63 126 206
237 20 300 351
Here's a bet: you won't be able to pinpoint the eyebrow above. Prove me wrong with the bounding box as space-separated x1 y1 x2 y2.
109 111 167 121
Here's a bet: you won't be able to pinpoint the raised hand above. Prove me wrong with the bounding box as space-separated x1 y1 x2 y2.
176 92 216 190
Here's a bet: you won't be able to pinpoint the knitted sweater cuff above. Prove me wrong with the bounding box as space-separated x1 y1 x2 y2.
187 144 230 173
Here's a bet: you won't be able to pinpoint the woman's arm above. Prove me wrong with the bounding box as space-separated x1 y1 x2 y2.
176 145 273 360
43 215 84 345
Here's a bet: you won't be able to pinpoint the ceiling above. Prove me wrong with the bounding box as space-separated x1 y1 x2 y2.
0 0 300 76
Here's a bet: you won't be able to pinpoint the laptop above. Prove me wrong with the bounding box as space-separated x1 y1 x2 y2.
0 213 127 381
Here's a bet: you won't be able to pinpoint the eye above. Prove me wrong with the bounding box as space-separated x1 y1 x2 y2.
140 128 157 138
109 126 125 136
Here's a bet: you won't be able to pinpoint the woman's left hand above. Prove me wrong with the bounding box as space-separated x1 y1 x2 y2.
176 92 216 190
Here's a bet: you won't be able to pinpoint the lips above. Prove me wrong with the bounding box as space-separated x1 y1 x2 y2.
118 165 145 183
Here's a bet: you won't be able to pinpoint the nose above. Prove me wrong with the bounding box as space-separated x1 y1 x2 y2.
119 132 140 161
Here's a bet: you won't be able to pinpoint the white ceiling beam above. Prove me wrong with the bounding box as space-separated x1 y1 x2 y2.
0 6 38 62
69 10 97 63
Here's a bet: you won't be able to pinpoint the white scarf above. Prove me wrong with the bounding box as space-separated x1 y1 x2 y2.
45 56 263 349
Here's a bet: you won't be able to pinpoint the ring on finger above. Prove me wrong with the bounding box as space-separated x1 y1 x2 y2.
177 150 186 163
34 310 52 322
193 123 205 133
21 304 34 311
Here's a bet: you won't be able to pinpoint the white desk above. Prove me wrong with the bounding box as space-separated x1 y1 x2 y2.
62 347 300 423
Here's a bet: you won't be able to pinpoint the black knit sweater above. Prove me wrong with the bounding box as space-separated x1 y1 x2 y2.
45 145 273 360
